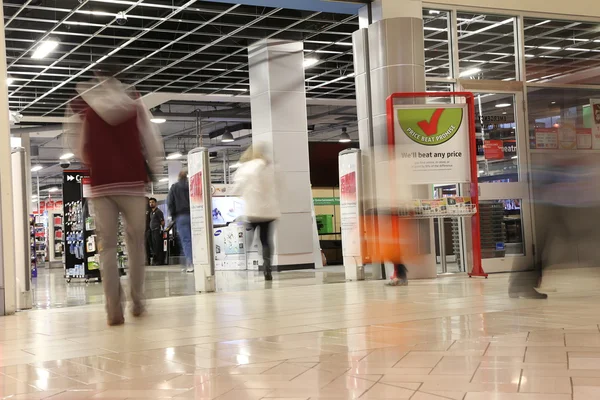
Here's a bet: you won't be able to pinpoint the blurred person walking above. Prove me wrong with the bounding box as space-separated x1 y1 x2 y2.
233 146 280 281
167 169 193 273
65 66 164 325
148 197 165 265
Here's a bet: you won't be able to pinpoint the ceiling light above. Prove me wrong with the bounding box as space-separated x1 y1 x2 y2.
7 77 15 85
339 127 351 143
512 156 518 159
459 68 481 77
566 48 591 52
303 57 319 68
159 178 169 183
502 112 507 115
525 54 535 58
221 131 234 143
551 101 556 104
429 10 441 14
229 163 240 170
166 152 182 160
151 118 166 124
539 46 561 50
59 152 74 160
495 103 512 108
31 39 59 60
31 165 43 172
502 77 515 81
47 187 60 193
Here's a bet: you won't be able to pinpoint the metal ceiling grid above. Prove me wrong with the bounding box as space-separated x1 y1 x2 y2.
524 18 600 83
5 0 359 116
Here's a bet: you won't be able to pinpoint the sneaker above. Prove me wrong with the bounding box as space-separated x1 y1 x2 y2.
186 267 194 273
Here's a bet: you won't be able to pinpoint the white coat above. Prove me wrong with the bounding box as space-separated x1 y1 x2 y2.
233 159 281 222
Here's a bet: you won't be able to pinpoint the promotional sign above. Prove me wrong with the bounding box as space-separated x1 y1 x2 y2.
188 148 215 292
338 149 363 280
393 105 470 184
577 128 592 149
483 140 504 160
313 197 340 206
592 99 600 150
558 122 577 150
535 128 558 149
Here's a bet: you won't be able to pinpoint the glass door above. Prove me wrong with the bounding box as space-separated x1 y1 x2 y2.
460 82 535 273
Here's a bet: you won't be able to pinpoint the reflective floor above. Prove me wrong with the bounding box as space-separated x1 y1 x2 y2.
7 267 600 399
31 266 350 309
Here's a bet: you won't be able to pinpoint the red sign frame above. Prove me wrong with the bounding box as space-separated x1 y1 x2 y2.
386 92 487 278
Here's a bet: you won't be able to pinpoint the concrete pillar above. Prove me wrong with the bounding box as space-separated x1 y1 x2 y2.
354 0 437 279
248 39 315 270
0 4 17 314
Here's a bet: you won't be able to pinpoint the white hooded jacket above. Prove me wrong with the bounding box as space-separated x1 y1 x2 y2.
233 159 281 222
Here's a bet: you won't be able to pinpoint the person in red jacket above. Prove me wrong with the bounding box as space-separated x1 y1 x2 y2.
65 67 163 325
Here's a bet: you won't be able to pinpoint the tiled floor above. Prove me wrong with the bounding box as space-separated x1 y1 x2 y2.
6 268 600 399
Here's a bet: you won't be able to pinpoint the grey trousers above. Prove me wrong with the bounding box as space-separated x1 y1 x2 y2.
93 195 146 321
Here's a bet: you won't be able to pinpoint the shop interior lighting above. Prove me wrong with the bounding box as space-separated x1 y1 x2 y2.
495 103 512 108
59 152 74 160
229 163 240 170
166 152 182 160
539 46 561 50
429 10 441 14
151 118 167 124
31 39 59 60
339 127 351 143
458 68 481 77
47 187 60 193
7 77 14 85
159 178 169 183
303 57 319 68
31 165 43 172
221 130 235 143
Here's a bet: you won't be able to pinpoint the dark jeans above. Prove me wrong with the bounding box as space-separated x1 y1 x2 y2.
150 229 164 265
176 214 193 266
145 230 152 265
250 220 274 272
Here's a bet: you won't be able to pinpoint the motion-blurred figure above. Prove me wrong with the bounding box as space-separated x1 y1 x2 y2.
148 197 165 265
168 169 193 273
509 154 600 299
233 145 280 281
65 66 163 325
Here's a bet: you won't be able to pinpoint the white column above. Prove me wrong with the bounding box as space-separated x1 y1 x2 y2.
0 4 17 315
355 0 437 279
248 40 315 270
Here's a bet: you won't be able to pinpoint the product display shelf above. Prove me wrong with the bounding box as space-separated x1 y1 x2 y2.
34 214 47 265
29 215 38 278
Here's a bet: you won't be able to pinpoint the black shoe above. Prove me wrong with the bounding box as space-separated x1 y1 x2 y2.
264 268 273 281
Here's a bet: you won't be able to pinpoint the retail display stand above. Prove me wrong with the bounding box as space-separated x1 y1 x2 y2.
63 170 100 283
385 92 486 278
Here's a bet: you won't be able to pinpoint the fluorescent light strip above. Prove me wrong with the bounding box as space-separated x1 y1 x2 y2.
311 73 355 90
460 18 513 39
539 46 561 50
459 67 481 77
31 39 59 59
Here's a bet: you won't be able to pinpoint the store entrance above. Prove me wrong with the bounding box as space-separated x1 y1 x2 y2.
461 82 535 273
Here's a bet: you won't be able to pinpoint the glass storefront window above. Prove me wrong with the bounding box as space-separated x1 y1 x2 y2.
457 13 517 81
527 86 600 150
479 199 524 259
423 9 452 79
475 93 519 182
524 18 600 85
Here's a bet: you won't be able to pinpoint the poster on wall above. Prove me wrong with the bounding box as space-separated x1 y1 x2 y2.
592 99 600 150
558 122 577 150
577 128 592 149
535 128 558 149
392 105 470 184
483 140 504 160
338 149 363 278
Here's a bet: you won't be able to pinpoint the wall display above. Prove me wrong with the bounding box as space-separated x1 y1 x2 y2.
558 122 577 150
63 170 100 283
592 99 600 150
534 128 558 149
392 105 470 184
212 197 245 226
483 140 504 160
577 128 592 149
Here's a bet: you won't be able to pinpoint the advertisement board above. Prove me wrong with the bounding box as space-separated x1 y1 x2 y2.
188 148 215 292
339 149 363 280
592 99 600 150
392 105 470 184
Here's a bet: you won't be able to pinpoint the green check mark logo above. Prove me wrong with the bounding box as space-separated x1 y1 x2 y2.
397 107 463 146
